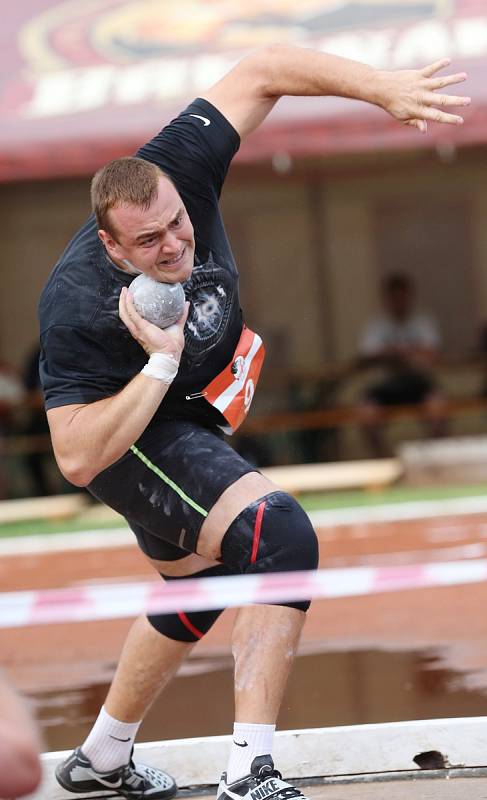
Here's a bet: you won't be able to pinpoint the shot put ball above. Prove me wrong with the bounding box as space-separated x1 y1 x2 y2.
129 274 186 329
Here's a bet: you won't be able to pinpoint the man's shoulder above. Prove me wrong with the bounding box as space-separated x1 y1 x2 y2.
39 216 107 329
136 99 239 200
43 215 98 280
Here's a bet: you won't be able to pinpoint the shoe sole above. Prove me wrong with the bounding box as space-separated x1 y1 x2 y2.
55 765 118 796
55 763 178 799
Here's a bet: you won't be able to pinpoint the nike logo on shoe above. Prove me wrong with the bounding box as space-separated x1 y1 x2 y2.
190 114 211 126
233 740 248 747
88 770 123 788
108 735 131 742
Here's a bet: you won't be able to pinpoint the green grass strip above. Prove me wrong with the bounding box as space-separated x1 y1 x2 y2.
2 481 487 541
300 483 487 512
130 444 208 517
0 516 126 539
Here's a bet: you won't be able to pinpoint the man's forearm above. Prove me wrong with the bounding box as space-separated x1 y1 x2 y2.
256 44 382 105
48 372 171 487
207 45 468 138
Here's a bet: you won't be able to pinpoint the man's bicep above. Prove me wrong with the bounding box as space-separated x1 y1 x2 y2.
202 57 278 139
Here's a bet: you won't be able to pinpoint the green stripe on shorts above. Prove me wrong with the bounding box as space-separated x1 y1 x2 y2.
130 444 208 518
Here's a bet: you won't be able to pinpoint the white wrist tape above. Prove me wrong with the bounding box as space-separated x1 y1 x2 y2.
141 353 179 384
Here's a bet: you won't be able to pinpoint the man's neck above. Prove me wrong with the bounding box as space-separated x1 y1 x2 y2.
108 253 142 275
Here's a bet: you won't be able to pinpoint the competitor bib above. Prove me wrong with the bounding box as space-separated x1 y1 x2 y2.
203 326 265 433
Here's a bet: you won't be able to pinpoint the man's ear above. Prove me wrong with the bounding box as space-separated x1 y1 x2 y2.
98 229 117 256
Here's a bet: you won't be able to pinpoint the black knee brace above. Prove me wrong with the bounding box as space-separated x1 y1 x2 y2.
220 491 319 612
147 564 231 642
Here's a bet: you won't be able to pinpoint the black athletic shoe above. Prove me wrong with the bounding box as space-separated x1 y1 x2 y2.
217 755 306 800
55 746 177 798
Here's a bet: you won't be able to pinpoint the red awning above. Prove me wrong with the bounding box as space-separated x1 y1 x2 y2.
0 0 486 181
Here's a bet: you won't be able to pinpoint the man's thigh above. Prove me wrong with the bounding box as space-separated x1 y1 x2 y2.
87 418 259 555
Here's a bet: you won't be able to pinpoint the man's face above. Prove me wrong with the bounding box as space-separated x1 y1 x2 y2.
100 176 195 283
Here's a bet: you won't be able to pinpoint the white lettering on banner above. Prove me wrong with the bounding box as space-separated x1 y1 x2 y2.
21 16 487 119
394 21 452 67
455 17 487 60
24 65 116 117
318 30 394 68
190 54 240 93
23 53 240 118
113 60 189 104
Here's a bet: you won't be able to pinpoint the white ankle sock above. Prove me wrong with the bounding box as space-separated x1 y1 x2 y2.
226 722 276 784
81 706 141 772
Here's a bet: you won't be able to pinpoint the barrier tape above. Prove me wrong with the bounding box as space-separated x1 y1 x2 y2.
1 558 487 628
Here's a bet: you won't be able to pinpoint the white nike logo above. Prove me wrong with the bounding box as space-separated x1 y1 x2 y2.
221 787 245 800
89 769 123 788
190 114 211 126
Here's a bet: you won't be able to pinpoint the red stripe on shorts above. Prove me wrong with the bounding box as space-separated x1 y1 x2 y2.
178 612 204 639
250 500 267 564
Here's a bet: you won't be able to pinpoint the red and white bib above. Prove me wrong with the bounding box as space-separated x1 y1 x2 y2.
203 326 265 433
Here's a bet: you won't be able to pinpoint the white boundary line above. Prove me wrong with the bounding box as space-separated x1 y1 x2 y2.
0 527 132 556
3 495 487 557
308 495 487 527
29 718 487 799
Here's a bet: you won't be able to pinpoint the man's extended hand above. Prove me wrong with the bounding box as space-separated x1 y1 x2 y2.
119 287 189 360
376 58 470 132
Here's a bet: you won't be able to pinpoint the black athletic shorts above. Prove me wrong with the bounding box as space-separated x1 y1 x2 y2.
88 419 256 561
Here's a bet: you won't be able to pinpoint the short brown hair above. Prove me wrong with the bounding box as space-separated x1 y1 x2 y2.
91 157 172 239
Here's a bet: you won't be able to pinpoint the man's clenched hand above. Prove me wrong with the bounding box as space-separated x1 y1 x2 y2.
119 287 189 360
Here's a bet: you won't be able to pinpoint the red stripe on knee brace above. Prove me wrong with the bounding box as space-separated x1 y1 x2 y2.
177 612 204 639
250 500 266 564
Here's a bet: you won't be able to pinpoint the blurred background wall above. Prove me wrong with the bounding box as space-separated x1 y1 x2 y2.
1 0 487 487
0 145 484 383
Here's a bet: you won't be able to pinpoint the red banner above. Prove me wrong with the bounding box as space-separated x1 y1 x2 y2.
0 0 486 181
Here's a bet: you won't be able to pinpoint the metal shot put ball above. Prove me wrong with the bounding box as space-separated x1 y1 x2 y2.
129 274 186 329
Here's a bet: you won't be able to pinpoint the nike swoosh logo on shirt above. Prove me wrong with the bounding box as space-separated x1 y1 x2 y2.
190 114 211 126
233 739 248 747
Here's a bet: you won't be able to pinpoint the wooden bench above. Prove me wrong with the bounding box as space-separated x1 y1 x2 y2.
261 458 402 495
0 493 89 524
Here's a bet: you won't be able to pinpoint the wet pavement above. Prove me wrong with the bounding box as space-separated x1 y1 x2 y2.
30 644 487 752
185 778 487 800
5 513 487 752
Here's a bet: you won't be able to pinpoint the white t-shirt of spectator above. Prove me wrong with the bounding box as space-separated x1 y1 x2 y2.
359 312 441 357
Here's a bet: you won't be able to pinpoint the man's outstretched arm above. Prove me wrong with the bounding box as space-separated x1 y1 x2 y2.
203 44 470 139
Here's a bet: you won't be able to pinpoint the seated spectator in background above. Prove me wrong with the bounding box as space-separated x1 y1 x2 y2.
356 273 447 457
